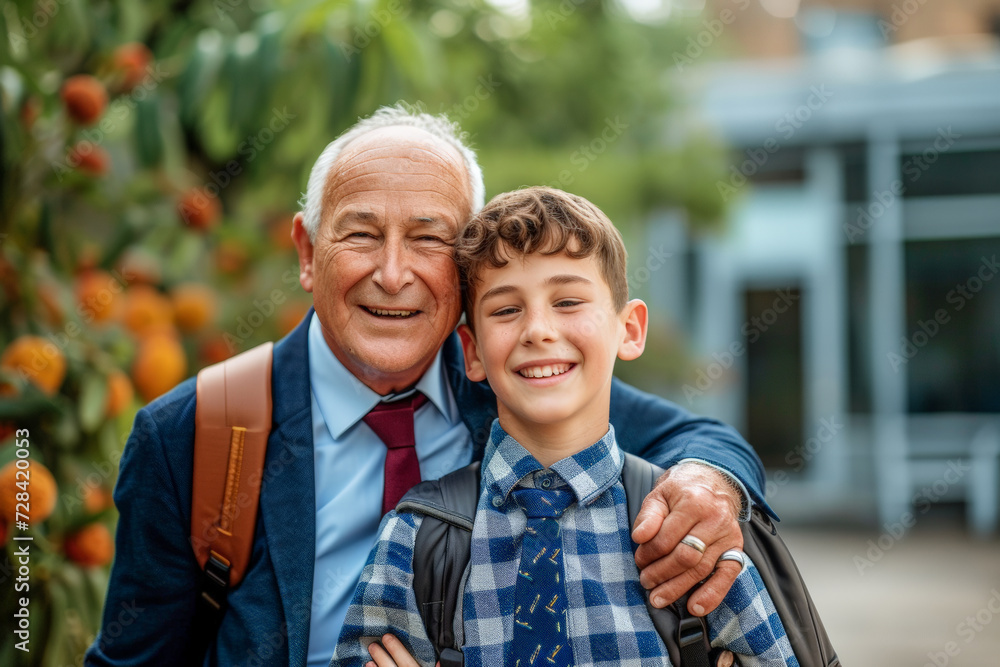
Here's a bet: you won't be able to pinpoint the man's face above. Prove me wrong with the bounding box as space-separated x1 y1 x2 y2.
293 127 471 394
458 250 647 446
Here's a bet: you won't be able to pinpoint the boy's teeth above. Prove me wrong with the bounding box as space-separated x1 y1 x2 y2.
518 364 571 378
369 308 415 317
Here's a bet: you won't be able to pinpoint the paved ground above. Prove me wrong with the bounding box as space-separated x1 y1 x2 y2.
779 525 1000 667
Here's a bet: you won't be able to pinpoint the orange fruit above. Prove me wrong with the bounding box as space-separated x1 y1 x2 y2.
60 75 107 125
122 285 174 338
64 523 114 567
131 334 186 402
67 142 110 176
105 369 134 418
75 270 123 324
1 336 67 396
82 485 114 514
111 43 152 92
171 283 216 333
177 188 221 230
0 460 58 524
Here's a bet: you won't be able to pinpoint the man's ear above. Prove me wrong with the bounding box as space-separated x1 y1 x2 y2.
618 299 648 361
291 212 315 293
457 324 487 382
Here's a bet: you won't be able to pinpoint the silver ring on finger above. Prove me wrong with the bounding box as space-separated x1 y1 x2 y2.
680 534 706 554
717 548 747 569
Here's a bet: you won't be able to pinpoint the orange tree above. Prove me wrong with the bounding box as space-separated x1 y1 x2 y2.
1 0 727 662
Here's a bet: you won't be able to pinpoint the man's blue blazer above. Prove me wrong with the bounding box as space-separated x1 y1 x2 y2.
85 311 770 666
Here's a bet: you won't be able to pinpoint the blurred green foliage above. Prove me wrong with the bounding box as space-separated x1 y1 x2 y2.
0 0 726 662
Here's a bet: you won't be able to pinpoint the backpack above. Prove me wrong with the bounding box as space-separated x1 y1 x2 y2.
398 454 840 667
187 342 275 663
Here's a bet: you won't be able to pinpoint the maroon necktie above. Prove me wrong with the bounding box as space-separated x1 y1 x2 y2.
363 392 428 515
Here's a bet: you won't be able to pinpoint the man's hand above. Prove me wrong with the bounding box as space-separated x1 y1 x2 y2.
631 462 744 617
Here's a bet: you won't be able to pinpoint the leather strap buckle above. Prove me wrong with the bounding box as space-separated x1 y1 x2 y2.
200 552 231 611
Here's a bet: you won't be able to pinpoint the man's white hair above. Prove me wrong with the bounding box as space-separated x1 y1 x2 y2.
298 103 485 241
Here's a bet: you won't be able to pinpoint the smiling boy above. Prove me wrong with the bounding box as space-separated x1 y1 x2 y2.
330 187 798 667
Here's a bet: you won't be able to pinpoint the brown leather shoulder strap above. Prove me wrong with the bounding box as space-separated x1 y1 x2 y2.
192 341 274 586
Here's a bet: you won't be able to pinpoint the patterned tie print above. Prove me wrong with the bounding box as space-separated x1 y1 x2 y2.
511 486 576 667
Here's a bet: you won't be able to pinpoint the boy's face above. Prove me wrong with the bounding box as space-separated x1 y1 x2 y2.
458 251 647 441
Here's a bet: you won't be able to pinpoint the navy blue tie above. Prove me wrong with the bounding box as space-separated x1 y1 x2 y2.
511 485 576 667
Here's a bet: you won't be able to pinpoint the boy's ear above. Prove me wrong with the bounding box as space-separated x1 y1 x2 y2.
618 299 648 361
457 324 488 382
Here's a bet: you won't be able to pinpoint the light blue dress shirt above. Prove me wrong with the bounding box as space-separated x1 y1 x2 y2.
305 316 474 667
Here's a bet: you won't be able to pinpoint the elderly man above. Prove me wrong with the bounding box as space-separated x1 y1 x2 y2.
86 106 771 667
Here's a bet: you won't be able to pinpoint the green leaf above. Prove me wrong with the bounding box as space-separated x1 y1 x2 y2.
53 406 81 450
98 419 122 466
113 0 149 41
134 94 164 168
226 32 261 135
178 29 226 125
0 392 61 421
57 564 97 645
78 372 108 434
166 232 208 280
40 576 67 667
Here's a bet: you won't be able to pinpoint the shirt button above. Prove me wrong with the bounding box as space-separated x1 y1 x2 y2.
540 478 552 488
492 496 504 508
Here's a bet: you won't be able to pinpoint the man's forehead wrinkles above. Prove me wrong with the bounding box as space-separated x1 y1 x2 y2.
338 141 463 170
326 170 469 197
335 153 462 180
333 166 465 185
335 186 463 202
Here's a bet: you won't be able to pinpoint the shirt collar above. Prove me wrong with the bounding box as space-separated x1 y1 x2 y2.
482 420 624 507
307 313 458 439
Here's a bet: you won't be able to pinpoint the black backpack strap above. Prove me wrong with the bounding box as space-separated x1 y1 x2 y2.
742 507 840 666
622 454 717 666
396 461 481 667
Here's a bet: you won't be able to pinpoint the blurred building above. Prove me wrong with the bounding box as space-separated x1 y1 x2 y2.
649 0 1000 533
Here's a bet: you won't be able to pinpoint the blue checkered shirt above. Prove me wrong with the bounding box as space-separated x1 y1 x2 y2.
331 422 798 667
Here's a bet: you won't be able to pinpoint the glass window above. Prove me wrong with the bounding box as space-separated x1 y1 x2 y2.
900 149 1000 198
744 287 804 468
903 237 1000 412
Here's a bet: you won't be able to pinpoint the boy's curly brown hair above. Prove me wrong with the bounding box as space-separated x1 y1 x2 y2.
455 186 629 330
